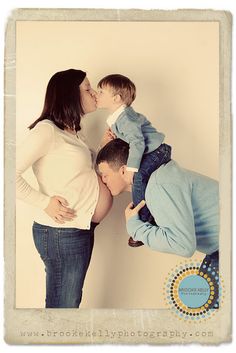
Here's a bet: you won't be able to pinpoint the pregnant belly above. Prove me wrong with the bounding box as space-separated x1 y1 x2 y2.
91 174 113 223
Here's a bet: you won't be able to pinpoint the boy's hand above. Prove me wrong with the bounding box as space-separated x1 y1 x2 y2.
107 128 116 139
100 128 116 147
125 200 146 222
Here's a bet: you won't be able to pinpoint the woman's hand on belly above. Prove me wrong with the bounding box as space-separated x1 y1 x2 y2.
44 195 76 224
92 174 113 223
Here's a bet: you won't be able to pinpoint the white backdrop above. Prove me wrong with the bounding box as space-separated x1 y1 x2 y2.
16 20 219 308
1 0 235 352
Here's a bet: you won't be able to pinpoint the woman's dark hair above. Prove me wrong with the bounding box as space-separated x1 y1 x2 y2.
96 139 129 170
28 69 86 131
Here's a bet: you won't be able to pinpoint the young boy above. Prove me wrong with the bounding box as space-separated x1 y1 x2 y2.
96 74 171 247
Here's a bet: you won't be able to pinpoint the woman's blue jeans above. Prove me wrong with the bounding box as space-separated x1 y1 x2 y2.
32 222 98 308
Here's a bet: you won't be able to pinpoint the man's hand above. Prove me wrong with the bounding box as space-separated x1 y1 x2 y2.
125 200 146 222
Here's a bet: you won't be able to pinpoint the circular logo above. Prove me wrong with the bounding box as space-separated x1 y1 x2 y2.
178 275 210 308
163 260 224 322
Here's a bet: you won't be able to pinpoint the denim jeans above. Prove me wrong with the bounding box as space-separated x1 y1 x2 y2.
199 250 219 309
32 222 98 308
132 143 172 222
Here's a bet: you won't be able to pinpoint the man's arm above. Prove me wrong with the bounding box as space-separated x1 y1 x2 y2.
126 183 197 257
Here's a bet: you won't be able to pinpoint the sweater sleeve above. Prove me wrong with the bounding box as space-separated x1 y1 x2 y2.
126 182 197 257
119 117 145 170
16 122 54 209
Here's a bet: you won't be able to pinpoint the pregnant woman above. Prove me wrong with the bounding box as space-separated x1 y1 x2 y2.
16 69 113 308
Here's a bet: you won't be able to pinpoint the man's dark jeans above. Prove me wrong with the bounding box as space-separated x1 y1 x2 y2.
199 250 219 309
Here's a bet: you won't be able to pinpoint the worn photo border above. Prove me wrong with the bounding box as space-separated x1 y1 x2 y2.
4 8 232 344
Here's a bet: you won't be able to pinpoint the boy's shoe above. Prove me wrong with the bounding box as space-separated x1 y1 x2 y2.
128 237 144 247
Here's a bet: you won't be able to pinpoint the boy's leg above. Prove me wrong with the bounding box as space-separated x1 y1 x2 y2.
129 144 172 247
133 143 172 222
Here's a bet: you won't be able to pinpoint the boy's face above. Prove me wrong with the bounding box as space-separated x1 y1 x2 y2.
96 85 118 110
98 161 128 196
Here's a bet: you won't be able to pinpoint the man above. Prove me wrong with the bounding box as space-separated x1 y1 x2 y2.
96 139 219 270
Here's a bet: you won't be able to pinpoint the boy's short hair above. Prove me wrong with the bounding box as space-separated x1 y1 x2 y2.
97 74 136 106
96 139 129 170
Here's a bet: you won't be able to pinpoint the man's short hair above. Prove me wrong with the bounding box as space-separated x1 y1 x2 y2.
97 74 136 106
96 139 129 170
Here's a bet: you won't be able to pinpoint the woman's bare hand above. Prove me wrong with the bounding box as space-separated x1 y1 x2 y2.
44 196 76 224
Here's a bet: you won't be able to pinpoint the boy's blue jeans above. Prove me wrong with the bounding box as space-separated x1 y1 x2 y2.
132 143 172 222
32 221 98 308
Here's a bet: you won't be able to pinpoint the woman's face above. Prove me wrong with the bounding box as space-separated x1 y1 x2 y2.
80 77 97 114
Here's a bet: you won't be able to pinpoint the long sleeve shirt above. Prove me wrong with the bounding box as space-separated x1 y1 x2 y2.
126 160 219 257
16 120 99 229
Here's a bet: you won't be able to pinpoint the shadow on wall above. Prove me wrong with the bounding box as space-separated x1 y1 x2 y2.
81 192 132 308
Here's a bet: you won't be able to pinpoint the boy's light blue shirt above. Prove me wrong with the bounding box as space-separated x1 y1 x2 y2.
109 106 165 170
126 160 219 257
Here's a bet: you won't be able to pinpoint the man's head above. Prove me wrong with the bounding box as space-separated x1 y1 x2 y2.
96 74 136 112
96 139 131 195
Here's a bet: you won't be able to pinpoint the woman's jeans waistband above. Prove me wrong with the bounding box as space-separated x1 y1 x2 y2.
33 221 99 231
